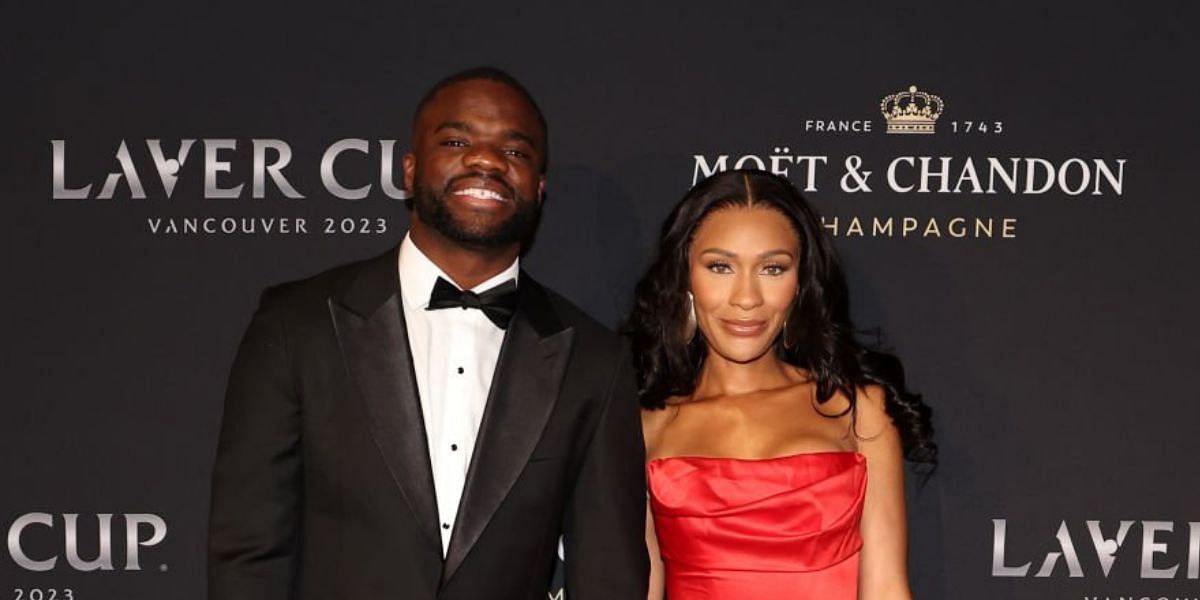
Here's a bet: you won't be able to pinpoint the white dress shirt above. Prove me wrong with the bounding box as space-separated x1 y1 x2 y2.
397 233 517 557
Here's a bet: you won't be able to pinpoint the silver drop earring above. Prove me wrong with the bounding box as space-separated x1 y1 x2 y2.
783 290 800 349
683 291 697 343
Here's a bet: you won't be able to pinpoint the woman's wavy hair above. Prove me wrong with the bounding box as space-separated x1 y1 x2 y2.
625 169 937 466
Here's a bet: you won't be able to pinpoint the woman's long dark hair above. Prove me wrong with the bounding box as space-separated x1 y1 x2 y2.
625 169 937 466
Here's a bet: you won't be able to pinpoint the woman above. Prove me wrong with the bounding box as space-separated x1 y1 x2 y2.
627 170 936 599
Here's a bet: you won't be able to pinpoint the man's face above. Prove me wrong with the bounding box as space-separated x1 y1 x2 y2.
403 79 547 249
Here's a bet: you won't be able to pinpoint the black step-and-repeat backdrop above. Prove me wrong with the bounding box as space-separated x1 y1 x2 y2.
4 2 1198 599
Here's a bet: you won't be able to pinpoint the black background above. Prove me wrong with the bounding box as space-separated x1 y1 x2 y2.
4 2 1198 598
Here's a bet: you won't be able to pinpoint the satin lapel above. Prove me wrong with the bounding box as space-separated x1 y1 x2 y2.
329 247 441 552
441 277 574 585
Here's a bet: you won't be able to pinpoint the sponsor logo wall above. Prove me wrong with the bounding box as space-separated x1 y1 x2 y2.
4 3 1197 599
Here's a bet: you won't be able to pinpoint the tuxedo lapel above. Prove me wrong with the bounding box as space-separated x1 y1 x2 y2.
329 247 441 552
441 275 575 585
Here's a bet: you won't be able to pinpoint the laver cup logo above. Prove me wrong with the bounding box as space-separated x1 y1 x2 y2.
992 519 1200 579
48 139 410 237
50 139 413 200
6 513 167 572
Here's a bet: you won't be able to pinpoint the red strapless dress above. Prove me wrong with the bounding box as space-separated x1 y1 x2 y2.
648 451 866 600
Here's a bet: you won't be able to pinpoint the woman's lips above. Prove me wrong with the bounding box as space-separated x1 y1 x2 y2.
719 318 768 337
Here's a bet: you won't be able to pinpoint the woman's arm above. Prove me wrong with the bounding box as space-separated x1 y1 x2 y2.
641 408 669 600
646 499 666 600
855 385 913 600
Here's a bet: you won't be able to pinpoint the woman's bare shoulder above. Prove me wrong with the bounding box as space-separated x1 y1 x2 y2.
642 400 682 457
853 384 892 432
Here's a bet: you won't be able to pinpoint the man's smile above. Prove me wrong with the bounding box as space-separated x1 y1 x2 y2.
452 187 509 202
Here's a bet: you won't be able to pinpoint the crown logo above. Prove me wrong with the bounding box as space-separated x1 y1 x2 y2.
880 85 944 134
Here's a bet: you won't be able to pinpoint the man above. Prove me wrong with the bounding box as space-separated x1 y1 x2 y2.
207 67 648 600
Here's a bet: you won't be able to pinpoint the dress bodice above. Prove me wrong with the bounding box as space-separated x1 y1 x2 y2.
648 451 866 599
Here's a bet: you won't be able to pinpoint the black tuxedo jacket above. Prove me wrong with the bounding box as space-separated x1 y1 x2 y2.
208 246 648 600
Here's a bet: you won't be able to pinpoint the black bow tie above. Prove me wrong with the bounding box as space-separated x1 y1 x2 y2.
426 276 518 329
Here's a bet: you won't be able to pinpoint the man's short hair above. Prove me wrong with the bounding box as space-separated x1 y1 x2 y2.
412 66 549 173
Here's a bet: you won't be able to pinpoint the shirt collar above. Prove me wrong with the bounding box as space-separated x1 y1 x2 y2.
397 232 520 310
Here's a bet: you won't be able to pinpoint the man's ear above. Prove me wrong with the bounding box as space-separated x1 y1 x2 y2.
403 152 416 194
538 176 546 204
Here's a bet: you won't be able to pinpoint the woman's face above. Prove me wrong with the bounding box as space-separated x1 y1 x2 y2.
688 205 801 364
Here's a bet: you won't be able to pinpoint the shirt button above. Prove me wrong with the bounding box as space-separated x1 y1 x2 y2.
451 444 459 451
456 366 464 374
442 522 450 530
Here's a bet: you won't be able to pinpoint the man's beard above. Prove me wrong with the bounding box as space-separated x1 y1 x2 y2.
412 173 541 249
